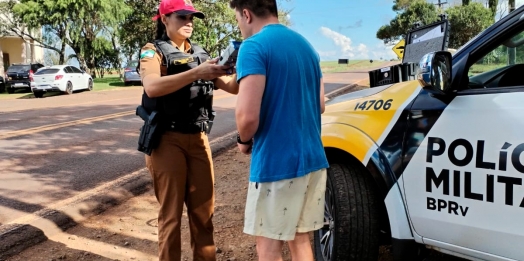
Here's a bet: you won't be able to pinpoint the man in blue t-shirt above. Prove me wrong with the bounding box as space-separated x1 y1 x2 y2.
230 0 329 260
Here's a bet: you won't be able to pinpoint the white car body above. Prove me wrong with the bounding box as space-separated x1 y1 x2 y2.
31 65 93 94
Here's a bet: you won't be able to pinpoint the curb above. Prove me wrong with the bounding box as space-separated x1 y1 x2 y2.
0 131 238 261
0 83 357 260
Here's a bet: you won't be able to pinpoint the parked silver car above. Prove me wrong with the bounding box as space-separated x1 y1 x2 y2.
123 60 141 86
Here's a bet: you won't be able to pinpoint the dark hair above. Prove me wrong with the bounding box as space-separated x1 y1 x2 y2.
229 0 278 18
155 10 173 40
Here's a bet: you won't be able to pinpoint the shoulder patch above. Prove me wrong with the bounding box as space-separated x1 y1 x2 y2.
140 50 156 59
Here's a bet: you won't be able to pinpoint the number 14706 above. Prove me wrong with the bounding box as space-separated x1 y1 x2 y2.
354 99 393 111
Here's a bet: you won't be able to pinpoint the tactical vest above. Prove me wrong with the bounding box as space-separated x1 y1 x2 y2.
140 36 215 131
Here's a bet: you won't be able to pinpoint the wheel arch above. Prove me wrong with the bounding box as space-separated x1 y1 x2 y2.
322 123 395 244
322 123 420 258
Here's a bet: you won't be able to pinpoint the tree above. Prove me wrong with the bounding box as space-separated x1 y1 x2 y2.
91 37 120 78
488 0 498 18
462 0 470 5
377 0 493 50
118 0 157 63
65 0 131 73
0 0 70 64
376 0 439 45
10 0 130 72
118 0 291 60
191 0 241 57
446 3 493 49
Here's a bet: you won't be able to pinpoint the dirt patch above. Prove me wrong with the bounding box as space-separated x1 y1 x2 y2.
5 146 457 261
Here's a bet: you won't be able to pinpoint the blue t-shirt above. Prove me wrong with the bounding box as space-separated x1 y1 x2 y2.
236 24 329 183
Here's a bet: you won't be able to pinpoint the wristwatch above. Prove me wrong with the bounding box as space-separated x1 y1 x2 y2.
237 132 252 145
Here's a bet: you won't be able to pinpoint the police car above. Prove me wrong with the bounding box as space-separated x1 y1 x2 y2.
314 5 524 261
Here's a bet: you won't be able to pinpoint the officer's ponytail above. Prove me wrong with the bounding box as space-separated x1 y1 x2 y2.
155 21 165 40
155 10 172 40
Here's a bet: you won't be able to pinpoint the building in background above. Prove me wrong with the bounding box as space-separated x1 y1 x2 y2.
0 0 44 77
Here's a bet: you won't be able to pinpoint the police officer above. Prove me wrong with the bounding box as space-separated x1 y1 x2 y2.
139 0 238 260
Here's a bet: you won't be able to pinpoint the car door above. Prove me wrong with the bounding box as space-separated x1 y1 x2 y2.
71 66 86 89
63 66 74 87
69 66 83 90
401 15 524 261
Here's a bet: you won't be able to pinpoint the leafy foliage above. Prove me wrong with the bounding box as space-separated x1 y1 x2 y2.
377 0 493 50
376 0 439 45
4 0 289 73
446 3 493 49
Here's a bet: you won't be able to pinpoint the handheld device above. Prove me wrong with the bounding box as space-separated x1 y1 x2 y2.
217 41 242 66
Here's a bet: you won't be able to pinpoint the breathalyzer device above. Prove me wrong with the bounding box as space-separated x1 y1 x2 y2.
217 41 242 66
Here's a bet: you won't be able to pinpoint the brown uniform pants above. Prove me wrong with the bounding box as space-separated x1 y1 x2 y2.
145 131 216 261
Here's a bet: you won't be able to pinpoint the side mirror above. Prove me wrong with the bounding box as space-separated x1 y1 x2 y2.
417 51 452 92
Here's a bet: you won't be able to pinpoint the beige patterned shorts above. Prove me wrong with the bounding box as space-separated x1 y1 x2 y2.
243 169 327 241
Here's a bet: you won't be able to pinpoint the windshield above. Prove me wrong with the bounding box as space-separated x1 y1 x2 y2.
35 69 60 75
7 65 30 73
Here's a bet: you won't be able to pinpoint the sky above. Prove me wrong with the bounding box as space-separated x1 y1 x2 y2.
279 0 399 61
280 0 524 62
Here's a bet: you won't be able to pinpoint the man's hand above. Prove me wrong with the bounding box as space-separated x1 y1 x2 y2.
237 142 253 155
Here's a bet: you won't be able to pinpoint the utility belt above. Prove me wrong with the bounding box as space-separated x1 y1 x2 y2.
164 120 212 134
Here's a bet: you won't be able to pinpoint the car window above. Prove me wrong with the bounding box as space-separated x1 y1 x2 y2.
70 66 83 73
7 65 30 72
32 64 43 71
64 67 73 73
35 69 60 75
468 29 524 77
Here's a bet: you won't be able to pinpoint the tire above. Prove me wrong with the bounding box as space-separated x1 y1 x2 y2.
33 92 44 98
7 87 14 94
88 79 93 91
314 162 380 261
0 84 5 93
65 82 73 95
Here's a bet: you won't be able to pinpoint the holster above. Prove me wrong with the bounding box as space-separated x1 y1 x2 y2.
136 105 163 156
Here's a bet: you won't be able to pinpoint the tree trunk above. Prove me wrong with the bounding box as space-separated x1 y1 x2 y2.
488 0 498 17
59 41 66 65
509 0 516 65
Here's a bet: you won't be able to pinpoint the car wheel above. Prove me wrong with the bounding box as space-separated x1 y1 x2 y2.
314 162 380 261
7 87 14 94
65 82 73 95
33 91 44 98
88 79 93 91
0 84 5 93
124 81 131 86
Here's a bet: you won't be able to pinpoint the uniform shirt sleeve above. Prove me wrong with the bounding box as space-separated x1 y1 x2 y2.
236 39 266 83
139 43 163 79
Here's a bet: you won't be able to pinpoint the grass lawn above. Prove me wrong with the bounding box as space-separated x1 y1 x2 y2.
0 75 140 100
320 60 392 74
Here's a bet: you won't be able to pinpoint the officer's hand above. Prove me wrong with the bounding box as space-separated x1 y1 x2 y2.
195 59 230 80
238 142 253 155
226 61 236 75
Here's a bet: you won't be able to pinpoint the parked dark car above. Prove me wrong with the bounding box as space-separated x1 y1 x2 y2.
123 60 141 86
5 63 45 94
0 75 5 93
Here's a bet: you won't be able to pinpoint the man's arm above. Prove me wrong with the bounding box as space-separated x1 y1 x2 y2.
213 74 239 94
236 74 266 142
320 77 326 114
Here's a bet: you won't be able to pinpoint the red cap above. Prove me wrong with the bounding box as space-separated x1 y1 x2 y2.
152 0 205 20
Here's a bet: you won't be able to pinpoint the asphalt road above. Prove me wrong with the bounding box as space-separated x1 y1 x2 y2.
0 81 352 226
